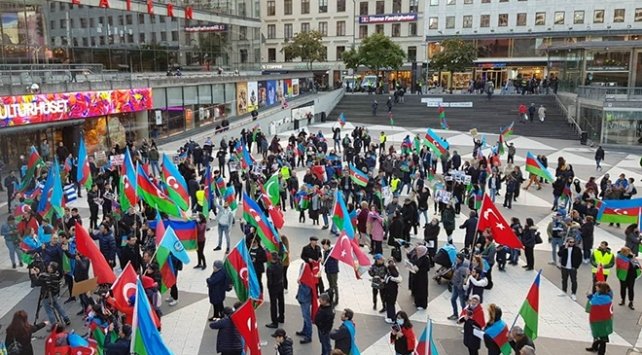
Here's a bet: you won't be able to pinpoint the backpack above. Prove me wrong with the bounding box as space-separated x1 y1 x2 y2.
7 339 22 355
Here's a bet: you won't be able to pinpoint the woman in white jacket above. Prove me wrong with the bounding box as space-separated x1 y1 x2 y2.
464 267 489 303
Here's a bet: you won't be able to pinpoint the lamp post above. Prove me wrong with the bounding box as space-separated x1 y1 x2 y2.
351 0 356 49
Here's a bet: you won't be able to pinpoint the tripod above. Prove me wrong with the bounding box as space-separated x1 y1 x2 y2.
34 289 64 326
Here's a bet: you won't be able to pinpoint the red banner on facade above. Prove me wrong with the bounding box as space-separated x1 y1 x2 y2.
147 0 154 14
126 0 131 11
185 6 193 19
167 3 174 17
98 0 110 8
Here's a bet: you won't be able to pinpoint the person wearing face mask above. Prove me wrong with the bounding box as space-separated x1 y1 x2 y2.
390 311 416 355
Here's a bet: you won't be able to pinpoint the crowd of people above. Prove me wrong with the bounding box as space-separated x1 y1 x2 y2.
0 116 636 355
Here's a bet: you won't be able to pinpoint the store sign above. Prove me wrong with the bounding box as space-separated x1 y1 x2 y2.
0 88 152 128
426 102 473 108
586 66 628 71
359 13 418 24
184 24 227 32
477 63 507 69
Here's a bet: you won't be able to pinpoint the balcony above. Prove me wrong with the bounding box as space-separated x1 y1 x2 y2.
576 85 642 102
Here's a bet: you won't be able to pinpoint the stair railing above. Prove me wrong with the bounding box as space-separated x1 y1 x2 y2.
554 93 582 137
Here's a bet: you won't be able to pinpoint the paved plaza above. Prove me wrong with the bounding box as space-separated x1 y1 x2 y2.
0 120 641 354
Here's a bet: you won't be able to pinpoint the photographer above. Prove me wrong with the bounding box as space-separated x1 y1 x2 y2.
30 261 71 326
389 311 416 355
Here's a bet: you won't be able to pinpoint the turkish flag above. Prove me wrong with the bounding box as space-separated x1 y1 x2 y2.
477 194 524 249
230 300 261 355
259 189 284 229
111 262 137 314
328 233 355 267
596 264 605 282
311 165 326 182
299 261 320 320
185 6 193 20
75 222 117 284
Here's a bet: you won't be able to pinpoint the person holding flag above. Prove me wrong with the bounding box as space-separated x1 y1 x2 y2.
615 246 640 310
586 281 614 354
209 306 244 354
483 304 511 355
459 294 486 355
590 241 615 285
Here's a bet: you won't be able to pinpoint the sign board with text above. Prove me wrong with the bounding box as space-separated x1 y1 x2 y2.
359 13 418 24
426 102 473 108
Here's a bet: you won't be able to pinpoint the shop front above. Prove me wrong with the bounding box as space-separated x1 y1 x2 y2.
0 87 153 166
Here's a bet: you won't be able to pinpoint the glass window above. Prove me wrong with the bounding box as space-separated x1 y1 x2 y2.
409 0 418 13
284 24 293 39
375 24 384 34
512 38 536 57
408 46 417 61
337 0 346 12
429 17 439 29
516 13 527 26
498 14 508 27
267 1 275 15
594 10 604 24
336 46 345 60
375 1 384 14
337 21 346 36
319 0 328 13
301 0 309 14
268 48 276 62
447 0 455 4
574 11 584 24
535 12 546 25
160 32 167 41
359 25 368 38
446 16 455 29
636 9 642 22
319 22 328 36
409 23 417 36
359 2 368 15
463 15 473 28
430 0 438 5
499 0 508 2
481 0 490 3
267 24 276 39
284 0 292 15
464 0 472 3
392 24 401 36
393 0 402 13
614 9 625 23
477 38 509 57
171 31 178 41
301 23 310 32
554 11 565 25
480 14 490 27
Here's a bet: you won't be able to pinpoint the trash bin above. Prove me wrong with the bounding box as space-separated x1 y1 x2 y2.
580 131 588 145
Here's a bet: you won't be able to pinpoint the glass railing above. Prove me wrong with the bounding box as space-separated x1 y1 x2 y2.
576 85 642 101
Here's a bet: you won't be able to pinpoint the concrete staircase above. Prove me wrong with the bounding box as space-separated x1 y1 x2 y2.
329 93 578 140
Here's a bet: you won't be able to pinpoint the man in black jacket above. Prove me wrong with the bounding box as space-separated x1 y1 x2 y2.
104 323 132 355
558 237 582 300
458 211 478 250
330 308 355 354
315 293 335 355
265 252 284 328
301 236 324 293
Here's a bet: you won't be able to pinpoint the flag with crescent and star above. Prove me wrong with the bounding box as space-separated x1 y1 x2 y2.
596 198 642 224
327 233 357 268
77 136 92 189
242 192 281 253
119 147 138 211
161 154 190 212
75 222 117 284
477 194 524 249
136 164 182 218
230 300 261 355
110 262 139 324
263 173 280 206
224 240 262 302
423 128 449 158
260 186 284 229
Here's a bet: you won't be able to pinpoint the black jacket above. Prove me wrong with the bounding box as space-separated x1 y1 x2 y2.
266 261 284 290
277 337 294 355
314 304 335 333
301 244 322 263
104 336 131 355
330 323 352 354
250 246 267 274
558 246 582 269
521 227 538 248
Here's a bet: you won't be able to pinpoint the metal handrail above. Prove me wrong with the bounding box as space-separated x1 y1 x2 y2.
576 85 642 101
554 94 581 136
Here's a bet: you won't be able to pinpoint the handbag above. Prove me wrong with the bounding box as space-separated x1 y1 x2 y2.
535 231 543 245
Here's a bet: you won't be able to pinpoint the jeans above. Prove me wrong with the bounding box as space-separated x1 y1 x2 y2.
217 224 230 250
150 160 160 177
322 212 329 226
299 301 312 339
451 287 466 316
561 268 578 294
318 330 332 355
43 296 69 324
489 188 497 202
552 195 560 210
5 240 22 266
418 209 429 226
551 238 563 264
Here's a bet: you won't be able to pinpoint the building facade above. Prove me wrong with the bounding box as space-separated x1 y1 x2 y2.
424 0 642 90
260 0 425 89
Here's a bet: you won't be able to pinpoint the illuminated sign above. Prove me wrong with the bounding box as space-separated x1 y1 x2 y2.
359 13 418 24
184 24 227 32
0 88 152 128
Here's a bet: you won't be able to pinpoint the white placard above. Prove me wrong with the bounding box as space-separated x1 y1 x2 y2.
426 102 473 108
154 110 163 125
421 97 444 104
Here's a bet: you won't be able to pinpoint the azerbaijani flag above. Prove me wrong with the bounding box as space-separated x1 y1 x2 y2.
338 112 346 127
349 163 368 187
416 319 439 355
161 154 190 212
119 147 137 211
136 165 182 218
423 128 449 157
438 106 449 130
38 159 64 220
616 253 641 281
484 319 512 355
525 152 554 183
597 199 642 224
241 139 255 170
498 134 505 155
332 190 355 238
131 279 173 355
202 166 213 217
518 270 541 340
76 136 92 189
224 240 262 302
147 219 198 250
223 185 237 211
156 226 191 293
500 121 514 138
589 293 614 338
242 192 280 253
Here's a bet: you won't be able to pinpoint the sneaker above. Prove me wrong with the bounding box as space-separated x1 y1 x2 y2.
447 315 458 320
547 260 556 265
213 246 222 251
12 264 16 269
571 294 577 301
417 307 425 310
165 297 174 302
300 338 312 344
384 318 394 324
64 318 71 326
583 259 589 264
168 299 178 306
265 323 278 329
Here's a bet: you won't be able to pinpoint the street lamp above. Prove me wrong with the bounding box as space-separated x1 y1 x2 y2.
351 0 356 49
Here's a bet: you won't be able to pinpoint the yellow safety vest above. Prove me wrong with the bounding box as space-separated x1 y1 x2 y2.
280 166 291 180
391 178 400 192
380 134 387 144
196 190 205 207
592 249 614 275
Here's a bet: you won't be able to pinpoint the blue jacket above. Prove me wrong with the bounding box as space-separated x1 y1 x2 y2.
209 317 243 352
323 250 339 274
206 270 228 305
43 244 63 266
92 231 117 261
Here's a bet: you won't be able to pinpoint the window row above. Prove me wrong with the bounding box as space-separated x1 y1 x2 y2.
428 8 642 29
267 22 418 39
267 45 418 62
267 0 419 16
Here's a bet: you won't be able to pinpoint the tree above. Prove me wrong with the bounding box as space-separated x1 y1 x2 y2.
429 38 477 73
281 30 326 70
342 48 361 71
358 33 405 71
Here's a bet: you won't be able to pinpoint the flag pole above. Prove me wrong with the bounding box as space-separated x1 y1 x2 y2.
509 269 542 331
